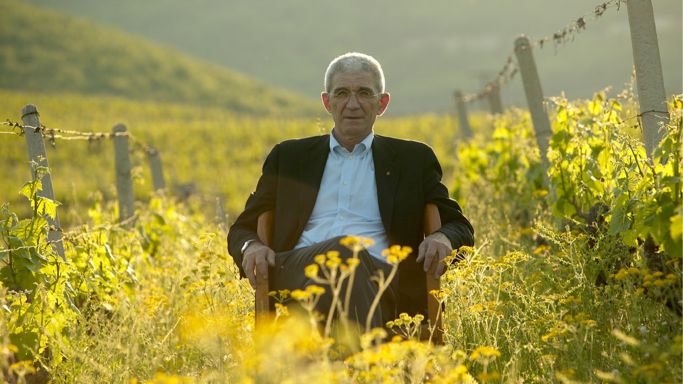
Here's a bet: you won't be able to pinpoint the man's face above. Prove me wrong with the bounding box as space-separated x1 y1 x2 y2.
322 71 390 139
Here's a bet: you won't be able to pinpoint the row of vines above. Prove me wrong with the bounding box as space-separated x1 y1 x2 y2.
1 88 681 383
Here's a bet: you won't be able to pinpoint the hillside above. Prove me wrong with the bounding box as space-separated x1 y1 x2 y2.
25 0 683 115
0 0 320 117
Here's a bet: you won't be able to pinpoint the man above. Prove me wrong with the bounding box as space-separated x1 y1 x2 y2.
228 52 473 328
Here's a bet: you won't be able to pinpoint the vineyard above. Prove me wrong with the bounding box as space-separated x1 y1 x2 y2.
0 86 680 383
1 0 682 382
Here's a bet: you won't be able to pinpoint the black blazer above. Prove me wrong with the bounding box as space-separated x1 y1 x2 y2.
228 134 474 315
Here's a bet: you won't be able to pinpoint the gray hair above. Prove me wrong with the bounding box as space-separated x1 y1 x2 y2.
323 52 386 94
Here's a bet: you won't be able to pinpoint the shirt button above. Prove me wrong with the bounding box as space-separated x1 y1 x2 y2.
343 181 348 185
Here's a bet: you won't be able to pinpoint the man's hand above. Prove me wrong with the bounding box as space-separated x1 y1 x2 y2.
242 241 276 289
416 232 452 279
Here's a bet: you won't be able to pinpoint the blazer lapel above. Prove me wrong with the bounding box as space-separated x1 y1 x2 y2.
372 135 398 233
298 135 330 228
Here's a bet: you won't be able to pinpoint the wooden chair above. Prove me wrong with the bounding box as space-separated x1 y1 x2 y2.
254 204 444 343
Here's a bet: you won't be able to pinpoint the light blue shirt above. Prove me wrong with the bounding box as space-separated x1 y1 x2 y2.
295 131 390 261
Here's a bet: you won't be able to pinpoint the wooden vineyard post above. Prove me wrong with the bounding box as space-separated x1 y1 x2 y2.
514 35 552 164
626 0 669 157
454 90 473 139
147 148 166 191
112 124 135 224
487 83 504 115
21 104 65 259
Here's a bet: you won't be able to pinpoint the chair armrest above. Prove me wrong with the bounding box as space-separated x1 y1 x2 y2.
257 210 275 247
255 210 275 326
423 203 444 344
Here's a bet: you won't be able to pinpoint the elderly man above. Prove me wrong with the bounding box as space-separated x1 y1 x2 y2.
228 52 473 328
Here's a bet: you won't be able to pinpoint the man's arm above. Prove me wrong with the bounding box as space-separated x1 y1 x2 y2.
227 144 280 278
416 145 474 277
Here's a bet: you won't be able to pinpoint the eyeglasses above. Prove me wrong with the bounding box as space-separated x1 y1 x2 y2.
330 88 381 103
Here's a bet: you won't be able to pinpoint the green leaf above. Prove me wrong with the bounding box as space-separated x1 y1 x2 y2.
9 330 39 361
13 217 48 243
671 212 682 240
608 208 631 235
36 196 60 220
18 180 41 201
621 229 639 247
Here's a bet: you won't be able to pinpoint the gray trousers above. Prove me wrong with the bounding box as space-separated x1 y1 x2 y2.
270 236 398 329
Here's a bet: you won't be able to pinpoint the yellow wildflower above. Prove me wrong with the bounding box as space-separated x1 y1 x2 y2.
306 285 325 296
470 346 501 362
290 289 308 301
381 245 412 265
304 264 319 279
613 268 629 280
325 258 340 269
581 319 598 328
339 235 374 251
346 257 360 268
8 360 36 376
314 254 326 265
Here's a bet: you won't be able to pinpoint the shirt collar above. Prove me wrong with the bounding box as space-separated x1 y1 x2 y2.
330 130 374 156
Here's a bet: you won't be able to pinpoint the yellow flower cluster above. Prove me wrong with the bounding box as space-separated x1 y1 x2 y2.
612 267 678 288
385 312 425 329
339 235 375 252
267 289 291 302
8 359 36 378
360 327 388 350
612 266 641 281
642 270 677 288
385 313 426 340
311 250 360 273
345 338 479 382
142 286 169 316
290 285 325 301
541 324 570 343
562 312 597 328
469 345 501 362
429 287 453 303
443 364 476 383
304 264 319 278
381 245 412 265
467 301 498 315
274 302 289 318
499 251 529 264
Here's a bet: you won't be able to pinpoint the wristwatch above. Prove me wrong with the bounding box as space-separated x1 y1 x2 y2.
241 239 257 255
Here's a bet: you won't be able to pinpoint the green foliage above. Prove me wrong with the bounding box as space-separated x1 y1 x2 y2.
455 109 546 228
0 0 319 117
450 91 681 382
546 92 682 260
1 174 247 378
